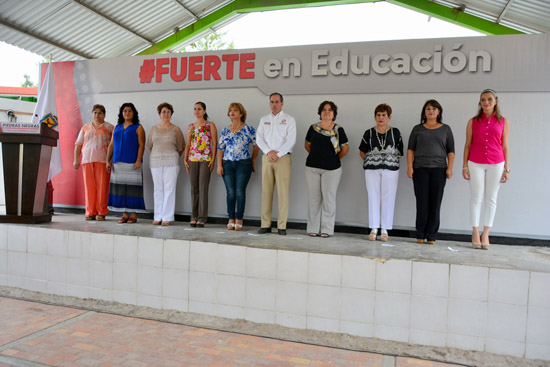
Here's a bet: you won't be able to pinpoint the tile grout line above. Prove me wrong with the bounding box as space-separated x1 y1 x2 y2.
0 354 52 367
0 310 96 352
382 355 396 367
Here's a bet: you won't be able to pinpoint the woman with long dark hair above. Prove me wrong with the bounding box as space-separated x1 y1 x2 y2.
107 102 146 223
407 100 455 245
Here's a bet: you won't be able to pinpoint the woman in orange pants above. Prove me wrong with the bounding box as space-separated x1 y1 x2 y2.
73 104 114 220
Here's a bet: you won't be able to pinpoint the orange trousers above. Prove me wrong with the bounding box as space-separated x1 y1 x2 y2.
83 162 110 216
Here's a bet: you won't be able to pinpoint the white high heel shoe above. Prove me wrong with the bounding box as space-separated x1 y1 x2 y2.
368 228 378 241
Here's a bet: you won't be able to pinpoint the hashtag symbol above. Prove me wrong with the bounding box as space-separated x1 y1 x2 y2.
139 59 155 83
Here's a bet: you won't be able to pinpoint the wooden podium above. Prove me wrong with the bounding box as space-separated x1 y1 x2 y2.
0 124 58 223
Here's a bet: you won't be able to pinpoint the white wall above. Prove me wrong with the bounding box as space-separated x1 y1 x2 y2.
2 225 550 360
87 88 549 239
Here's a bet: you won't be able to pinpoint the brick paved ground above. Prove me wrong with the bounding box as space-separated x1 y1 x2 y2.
0 297 463 367
0 297 86 345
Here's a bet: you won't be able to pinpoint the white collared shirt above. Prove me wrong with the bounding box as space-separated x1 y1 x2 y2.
256 111 297 157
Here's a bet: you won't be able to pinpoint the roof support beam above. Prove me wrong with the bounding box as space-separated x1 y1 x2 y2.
70 0 154 45
138 0 523 55
0 17 92 59
496 0 515 23
387 0 522 35
170 0 217 47
172 0 200 21
137 4 234 55
230 0 375 12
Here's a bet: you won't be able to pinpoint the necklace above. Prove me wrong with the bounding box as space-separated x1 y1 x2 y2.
229 122 243 137
375 127 388 148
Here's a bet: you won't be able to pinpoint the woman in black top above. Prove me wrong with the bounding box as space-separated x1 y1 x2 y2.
304 101 349 237
407 100 455 245
359 104 403 242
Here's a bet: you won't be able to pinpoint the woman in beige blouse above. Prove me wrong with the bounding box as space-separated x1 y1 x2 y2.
147 102 184 226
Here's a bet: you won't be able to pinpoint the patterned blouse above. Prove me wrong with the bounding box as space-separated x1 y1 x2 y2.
218 124 256 161
75 121 114 164
359 127 403 171
187 122 213 162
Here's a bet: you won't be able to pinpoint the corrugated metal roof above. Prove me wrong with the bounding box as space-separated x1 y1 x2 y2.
0 0 233 60
434 0 550 33
0 0 548 61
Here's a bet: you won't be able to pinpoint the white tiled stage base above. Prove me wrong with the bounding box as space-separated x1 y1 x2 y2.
1 224 549 361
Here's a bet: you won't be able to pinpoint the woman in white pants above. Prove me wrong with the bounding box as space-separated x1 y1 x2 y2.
147 102 185 226
359 104 403 241
462 89 510 249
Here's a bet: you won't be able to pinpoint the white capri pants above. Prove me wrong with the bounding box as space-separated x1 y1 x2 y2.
364 169 399 230
151 165 180 222
468 161 504 228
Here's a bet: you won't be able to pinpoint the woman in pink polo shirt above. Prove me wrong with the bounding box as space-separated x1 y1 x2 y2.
462 89 510 250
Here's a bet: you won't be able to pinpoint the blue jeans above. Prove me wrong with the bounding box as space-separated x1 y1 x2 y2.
222 159 252 220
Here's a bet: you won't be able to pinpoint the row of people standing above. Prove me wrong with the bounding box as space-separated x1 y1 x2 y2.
73 89 509 249
250 91 509 249
303 99 447 242
358 90 509 249
73 102 208 227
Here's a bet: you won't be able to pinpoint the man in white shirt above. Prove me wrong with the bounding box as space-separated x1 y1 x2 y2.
256 93 297 235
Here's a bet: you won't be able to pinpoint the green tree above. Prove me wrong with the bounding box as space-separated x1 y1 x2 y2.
180 31 234 52
21 74 38 88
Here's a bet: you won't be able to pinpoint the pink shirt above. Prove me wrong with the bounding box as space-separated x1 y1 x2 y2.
75 121 114 164
468 114 505 164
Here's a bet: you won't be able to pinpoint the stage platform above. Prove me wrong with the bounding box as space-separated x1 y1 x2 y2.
1 213 549 365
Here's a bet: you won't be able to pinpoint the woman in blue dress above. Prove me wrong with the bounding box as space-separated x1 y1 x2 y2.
106 103 147 223
217 102 259 231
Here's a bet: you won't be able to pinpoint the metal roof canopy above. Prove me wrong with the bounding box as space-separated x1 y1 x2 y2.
0 0 548 61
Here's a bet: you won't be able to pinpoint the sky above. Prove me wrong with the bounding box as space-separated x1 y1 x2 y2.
0 2 482 88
